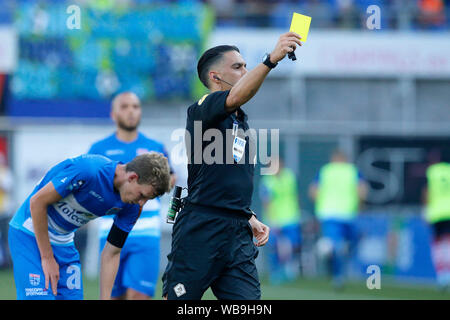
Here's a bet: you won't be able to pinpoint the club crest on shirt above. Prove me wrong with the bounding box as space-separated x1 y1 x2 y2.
66 180 85 191
29 273 40 286
136 148 149 156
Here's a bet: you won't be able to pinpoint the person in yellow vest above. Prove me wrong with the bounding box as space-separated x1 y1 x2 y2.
423 161 450 291
260 158 301 285
309 150 367 289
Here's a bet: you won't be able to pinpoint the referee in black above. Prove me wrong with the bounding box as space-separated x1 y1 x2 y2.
162 32 302 300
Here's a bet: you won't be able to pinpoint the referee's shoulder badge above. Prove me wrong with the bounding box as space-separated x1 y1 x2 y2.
198 94 209 106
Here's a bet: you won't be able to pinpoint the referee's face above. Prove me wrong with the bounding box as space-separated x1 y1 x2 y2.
218 50 247 89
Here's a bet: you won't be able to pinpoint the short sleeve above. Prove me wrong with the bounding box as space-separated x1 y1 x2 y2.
113 204 141 233
51 162 90 199
188 90 231 128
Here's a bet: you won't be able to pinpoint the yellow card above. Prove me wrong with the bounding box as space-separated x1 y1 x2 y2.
289 12 311 42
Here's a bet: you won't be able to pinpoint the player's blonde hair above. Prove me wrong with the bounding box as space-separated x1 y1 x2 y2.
126 152 171 197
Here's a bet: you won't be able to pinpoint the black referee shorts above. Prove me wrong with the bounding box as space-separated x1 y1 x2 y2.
162 204 260 300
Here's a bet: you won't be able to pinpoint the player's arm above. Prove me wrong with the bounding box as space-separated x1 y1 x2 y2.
100 239 122 300
308 182 318 201
358 181 369 201
357 171 369 202
29 181 63 296
99 223 129 299
422 186 428 205
225 32 302 112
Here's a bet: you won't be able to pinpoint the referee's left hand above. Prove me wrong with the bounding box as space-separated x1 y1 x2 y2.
248 215 270 247
269 32 302 64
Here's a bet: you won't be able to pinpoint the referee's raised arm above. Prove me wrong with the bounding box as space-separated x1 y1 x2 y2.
224 32 302 112
196 32 302 114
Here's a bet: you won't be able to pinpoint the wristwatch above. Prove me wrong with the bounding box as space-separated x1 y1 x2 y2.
262 53 277 69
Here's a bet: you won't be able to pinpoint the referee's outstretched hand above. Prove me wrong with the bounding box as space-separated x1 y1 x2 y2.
249 215 270 247
270 32 302 64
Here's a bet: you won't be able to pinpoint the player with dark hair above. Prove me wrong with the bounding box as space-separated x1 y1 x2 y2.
8 152 171 300
162 32 302 300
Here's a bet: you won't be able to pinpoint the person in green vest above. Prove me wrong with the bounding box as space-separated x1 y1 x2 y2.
309 149 367 289
260 158 301 285
423 160 450 291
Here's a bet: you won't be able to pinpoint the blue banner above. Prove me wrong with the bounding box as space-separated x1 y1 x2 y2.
351 214 436 282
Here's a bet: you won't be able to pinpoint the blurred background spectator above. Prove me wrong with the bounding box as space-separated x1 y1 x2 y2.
417 0 447 30
309 150 368 290
423 155 450 291
259 158 302 285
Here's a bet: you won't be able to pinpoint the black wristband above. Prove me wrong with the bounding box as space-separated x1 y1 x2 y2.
106 224 129 248
262 53 277 69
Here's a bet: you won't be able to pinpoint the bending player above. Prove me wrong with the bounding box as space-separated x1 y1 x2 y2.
8 152 171 300
88 91 176 299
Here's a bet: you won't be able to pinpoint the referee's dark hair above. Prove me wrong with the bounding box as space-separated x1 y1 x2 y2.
197 45 240 89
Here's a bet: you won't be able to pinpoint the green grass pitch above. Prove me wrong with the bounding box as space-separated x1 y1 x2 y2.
1 269 449 300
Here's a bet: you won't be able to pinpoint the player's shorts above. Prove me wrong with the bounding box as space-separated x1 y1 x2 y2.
268 223 302 249
99 235 160 297
162 203 260 300
8 226 83 300
321 219 357 250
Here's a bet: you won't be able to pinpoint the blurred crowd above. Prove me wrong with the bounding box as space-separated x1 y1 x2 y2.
1 0 449 30
0 0 213 103
0 0 448 105
206 0 450 30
